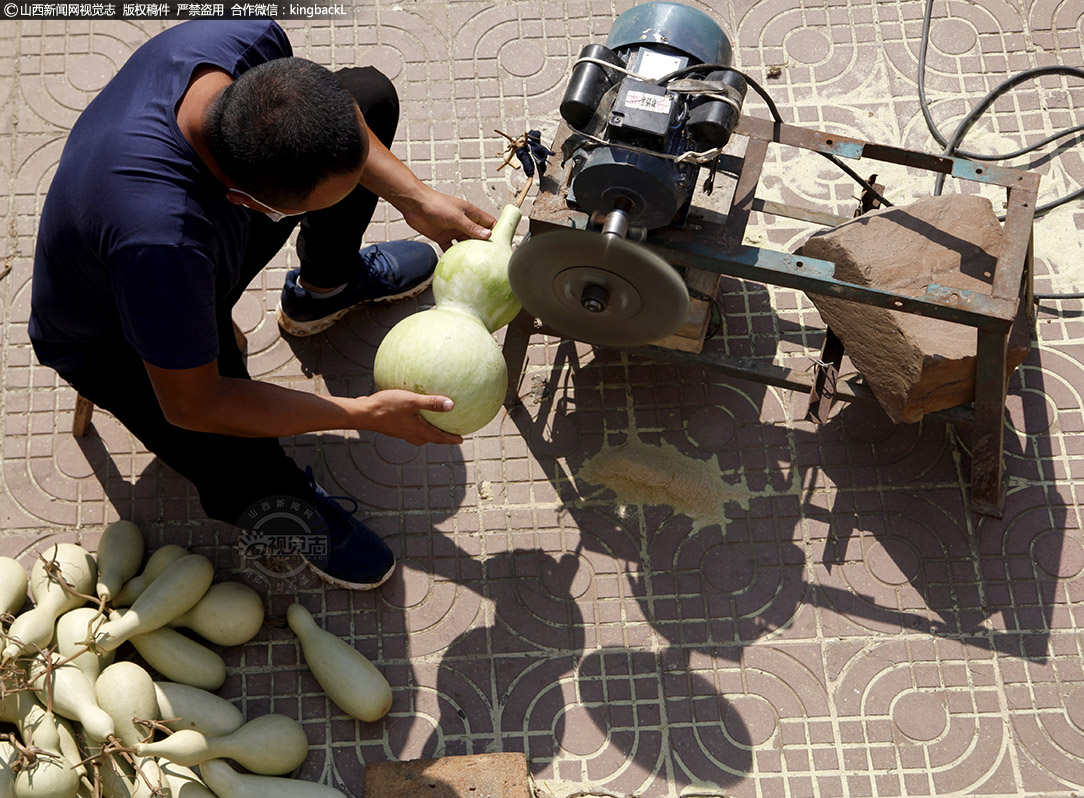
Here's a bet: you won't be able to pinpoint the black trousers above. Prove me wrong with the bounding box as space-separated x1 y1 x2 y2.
56 67 399 527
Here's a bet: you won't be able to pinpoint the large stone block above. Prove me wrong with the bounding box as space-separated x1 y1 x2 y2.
799 194 1030 423
363 753 531 798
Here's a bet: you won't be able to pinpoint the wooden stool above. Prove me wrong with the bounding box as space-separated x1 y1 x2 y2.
72 320 249 437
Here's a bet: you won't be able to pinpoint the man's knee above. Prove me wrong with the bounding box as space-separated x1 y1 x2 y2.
335 66 399 145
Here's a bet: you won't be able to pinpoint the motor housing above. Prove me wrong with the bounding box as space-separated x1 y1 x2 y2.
559 1 744 231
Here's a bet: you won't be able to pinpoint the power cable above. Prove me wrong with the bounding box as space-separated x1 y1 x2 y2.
917 0 1084 301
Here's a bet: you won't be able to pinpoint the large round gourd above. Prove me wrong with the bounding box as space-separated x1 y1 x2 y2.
432 204 522 332
373 307 507 435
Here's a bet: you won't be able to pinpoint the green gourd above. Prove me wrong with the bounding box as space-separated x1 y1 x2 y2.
54 607 115 683
29 655 115 742
3 693 72 776
199 759 347 798
135 714 308 776
113 544 188 607
3 544 96 663
93 554 214 651
1 740 16 798
94 521 144 604
168 581 265 646
373 204 524 436
159 762 216 798
286 602 392 723
3 696 82 776
128 624 226 691
12 756 79 798
94 661 159 747
373 307 507 435
0 556 28 616
431 204 523 331
153 681 244 738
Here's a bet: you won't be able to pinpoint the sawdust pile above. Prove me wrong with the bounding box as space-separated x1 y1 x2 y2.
578 439 752 530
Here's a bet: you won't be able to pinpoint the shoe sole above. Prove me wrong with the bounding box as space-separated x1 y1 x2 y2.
276 274 435 338
301 553 397 591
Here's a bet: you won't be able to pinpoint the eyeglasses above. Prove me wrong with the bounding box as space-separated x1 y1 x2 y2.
228 188 305 223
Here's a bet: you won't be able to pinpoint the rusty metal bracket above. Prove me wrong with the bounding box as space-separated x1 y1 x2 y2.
805 328 846 425
511 114 1039 517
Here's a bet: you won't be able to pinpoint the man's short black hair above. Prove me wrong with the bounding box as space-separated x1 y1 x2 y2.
205 57 366 207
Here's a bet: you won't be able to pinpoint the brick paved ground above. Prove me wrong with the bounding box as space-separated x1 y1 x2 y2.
3 2 1084 796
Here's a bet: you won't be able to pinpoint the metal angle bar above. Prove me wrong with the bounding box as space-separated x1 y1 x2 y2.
992 184 1040 301
750 198 850 227
723 136 770 248
645 238 1018 329
632 345 976 427
734 116 1036 189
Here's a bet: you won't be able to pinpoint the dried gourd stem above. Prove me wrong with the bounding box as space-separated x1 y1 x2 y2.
38 551 104 610
0 644 34 698
81 770 103 798
132 716 181 744
2 730 60 774
113 740 165 796
16 644 53 715
494 128 524 172
515 175 534 208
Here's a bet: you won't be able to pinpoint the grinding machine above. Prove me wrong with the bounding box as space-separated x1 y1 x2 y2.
503 1 1041 516
508 1 747 347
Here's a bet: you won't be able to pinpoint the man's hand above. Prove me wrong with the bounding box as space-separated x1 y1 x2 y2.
356 389 464 446
144 361 463 445
401 187 497 251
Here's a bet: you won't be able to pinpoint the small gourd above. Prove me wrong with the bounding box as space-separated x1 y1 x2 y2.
168 581 265 646
0 556 28 616
94 554 214 651
135 713 308 776
29 654 115 742
4 698 84 779
113 544 188 607
159 762 216 798
3 544 96 663
154 681 244 737
12 756 79 798
199 759 347 798
94 521 144 604
128 624 226 691
287 602 392 722
1 740 16 798
54 607 115 682
373 204 523 436
94 661 159 747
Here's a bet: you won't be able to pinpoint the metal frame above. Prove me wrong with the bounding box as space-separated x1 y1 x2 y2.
505 115 1039 516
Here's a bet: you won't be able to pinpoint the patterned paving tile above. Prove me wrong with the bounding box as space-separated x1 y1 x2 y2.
3 2 1084 797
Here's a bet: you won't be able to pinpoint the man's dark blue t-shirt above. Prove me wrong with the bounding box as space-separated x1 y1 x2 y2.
29 21 292 372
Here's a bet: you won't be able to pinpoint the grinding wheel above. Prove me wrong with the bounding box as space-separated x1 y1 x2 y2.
508 230 689 347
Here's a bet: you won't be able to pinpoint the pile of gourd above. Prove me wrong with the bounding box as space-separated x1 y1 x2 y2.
0 522 393 798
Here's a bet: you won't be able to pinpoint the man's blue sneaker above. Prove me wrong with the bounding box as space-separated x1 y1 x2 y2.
303 473 396 591
276 240 438 337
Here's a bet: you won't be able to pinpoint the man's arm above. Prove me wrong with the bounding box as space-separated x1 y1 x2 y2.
357 126 497 250
144 360 463 446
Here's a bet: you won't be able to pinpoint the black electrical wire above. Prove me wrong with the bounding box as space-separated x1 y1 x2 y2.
656 64 894 208
918 0 1084 301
